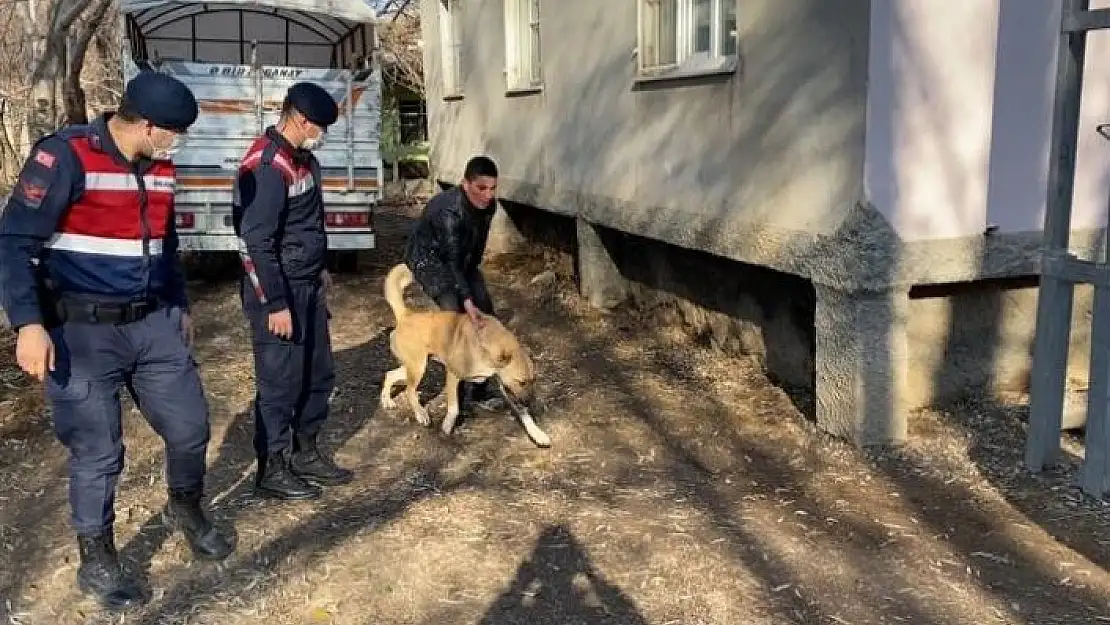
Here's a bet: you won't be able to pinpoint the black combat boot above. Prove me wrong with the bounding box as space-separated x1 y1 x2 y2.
290 433 354 486
163 489 234 560
76 531 144 610
457 381 477 417
255 451 322 500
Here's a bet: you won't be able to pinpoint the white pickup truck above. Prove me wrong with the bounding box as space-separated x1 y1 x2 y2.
118 0 382 272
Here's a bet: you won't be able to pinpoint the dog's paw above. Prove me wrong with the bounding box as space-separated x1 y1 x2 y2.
440 408 460 437
414 407 432 427
380 394 397 410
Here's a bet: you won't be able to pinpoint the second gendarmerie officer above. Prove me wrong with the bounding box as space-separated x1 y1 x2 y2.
233 82 354 500
0 71 233 610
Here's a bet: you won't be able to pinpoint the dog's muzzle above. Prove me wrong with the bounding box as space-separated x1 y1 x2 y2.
503 383 541 415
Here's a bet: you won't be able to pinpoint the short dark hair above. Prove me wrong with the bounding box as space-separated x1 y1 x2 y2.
464 155 498 180
280 97 298 120
115 97 144 123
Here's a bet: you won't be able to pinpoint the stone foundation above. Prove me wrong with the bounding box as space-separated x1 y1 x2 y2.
906 280 1094 412
487 200 1098 437
489 200 816 410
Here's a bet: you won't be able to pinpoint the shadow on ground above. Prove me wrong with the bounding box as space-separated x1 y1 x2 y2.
5 208 1110 624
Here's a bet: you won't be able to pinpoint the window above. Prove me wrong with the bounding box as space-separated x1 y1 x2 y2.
639 0 737 76
439 0 463 96
398 100 428 144
504 0 542 90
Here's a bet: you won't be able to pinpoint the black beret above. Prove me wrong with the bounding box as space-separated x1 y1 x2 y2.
124 71 198 132
285 82 339 128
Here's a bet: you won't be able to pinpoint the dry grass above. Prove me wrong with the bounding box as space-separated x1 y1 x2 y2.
3 205 1110 624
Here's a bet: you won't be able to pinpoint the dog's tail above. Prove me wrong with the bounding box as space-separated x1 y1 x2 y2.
384 263 414 322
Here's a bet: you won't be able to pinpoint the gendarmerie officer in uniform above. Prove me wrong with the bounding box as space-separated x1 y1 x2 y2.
233 82 353 501
0 71 233 610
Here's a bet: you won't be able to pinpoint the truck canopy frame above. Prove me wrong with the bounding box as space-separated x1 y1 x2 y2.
120 0 378 69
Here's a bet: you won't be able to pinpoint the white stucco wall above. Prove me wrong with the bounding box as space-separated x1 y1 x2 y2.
420 0 871 253
865 0 1110 242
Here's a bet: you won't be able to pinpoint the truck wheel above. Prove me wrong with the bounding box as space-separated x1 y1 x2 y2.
329 251 359 274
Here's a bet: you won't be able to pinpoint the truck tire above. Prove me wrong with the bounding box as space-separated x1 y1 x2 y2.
329 251 360 274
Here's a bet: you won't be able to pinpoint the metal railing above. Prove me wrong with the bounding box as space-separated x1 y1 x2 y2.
1026 0 1110 496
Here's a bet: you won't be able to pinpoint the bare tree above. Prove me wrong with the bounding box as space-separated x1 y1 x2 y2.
0 0 121 187
16 0 120 142
63 0 115 125
376 0 424 98
21 0 94 141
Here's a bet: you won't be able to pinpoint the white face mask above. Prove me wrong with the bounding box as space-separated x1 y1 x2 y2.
301 132 326 151
151 133 186 160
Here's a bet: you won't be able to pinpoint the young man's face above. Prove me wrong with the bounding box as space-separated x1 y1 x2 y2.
462 175 497 209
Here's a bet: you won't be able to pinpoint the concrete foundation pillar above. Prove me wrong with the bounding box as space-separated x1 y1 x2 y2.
815 285 910 446
576 217 628 309
484 202 529 258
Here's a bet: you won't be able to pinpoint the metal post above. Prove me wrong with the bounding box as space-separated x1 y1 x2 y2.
1078 126 1110 495
1080 234 1110 495
251 41 263 135
1025 0 1090 471
370 33 386 203
346 69 355 191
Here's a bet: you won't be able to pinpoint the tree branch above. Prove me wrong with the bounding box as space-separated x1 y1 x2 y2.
377 7 424 98
57 0 92 31
64 0 112 124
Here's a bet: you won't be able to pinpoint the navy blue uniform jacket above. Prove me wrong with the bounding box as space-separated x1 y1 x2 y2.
232 127 328 313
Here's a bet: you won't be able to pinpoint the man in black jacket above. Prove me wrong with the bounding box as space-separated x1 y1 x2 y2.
404 155 506 412
233 82 353 501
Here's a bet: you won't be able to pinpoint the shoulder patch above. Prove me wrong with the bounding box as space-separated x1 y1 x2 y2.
16 175 49 209
33 149 56 169
13 140 65 210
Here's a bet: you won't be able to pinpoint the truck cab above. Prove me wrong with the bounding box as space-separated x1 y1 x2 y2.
119 0 382 272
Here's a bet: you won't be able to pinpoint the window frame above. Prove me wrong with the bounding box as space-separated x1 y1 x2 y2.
504 0 543 93
398 99 428 145
637 0 738 80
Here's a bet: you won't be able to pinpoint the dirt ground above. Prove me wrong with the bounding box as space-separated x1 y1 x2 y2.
4 204 1110 624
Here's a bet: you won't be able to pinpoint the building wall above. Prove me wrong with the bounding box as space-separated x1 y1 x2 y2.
861 0 1108 415
422 0 1110 286
865 0 1110 244
421 0 1108 438
420 0 874 290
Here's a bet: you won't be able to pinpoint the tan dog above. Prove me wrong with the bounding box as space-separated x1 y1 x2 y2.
379 263 551 447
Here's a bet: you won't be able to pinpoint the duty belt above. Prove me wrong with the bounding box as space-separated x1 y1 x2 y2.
54 297 161 325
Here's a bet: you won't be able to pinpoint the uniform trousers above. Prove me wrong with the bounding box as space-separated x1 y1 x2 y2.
47 305 210 536
240 278 335 458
